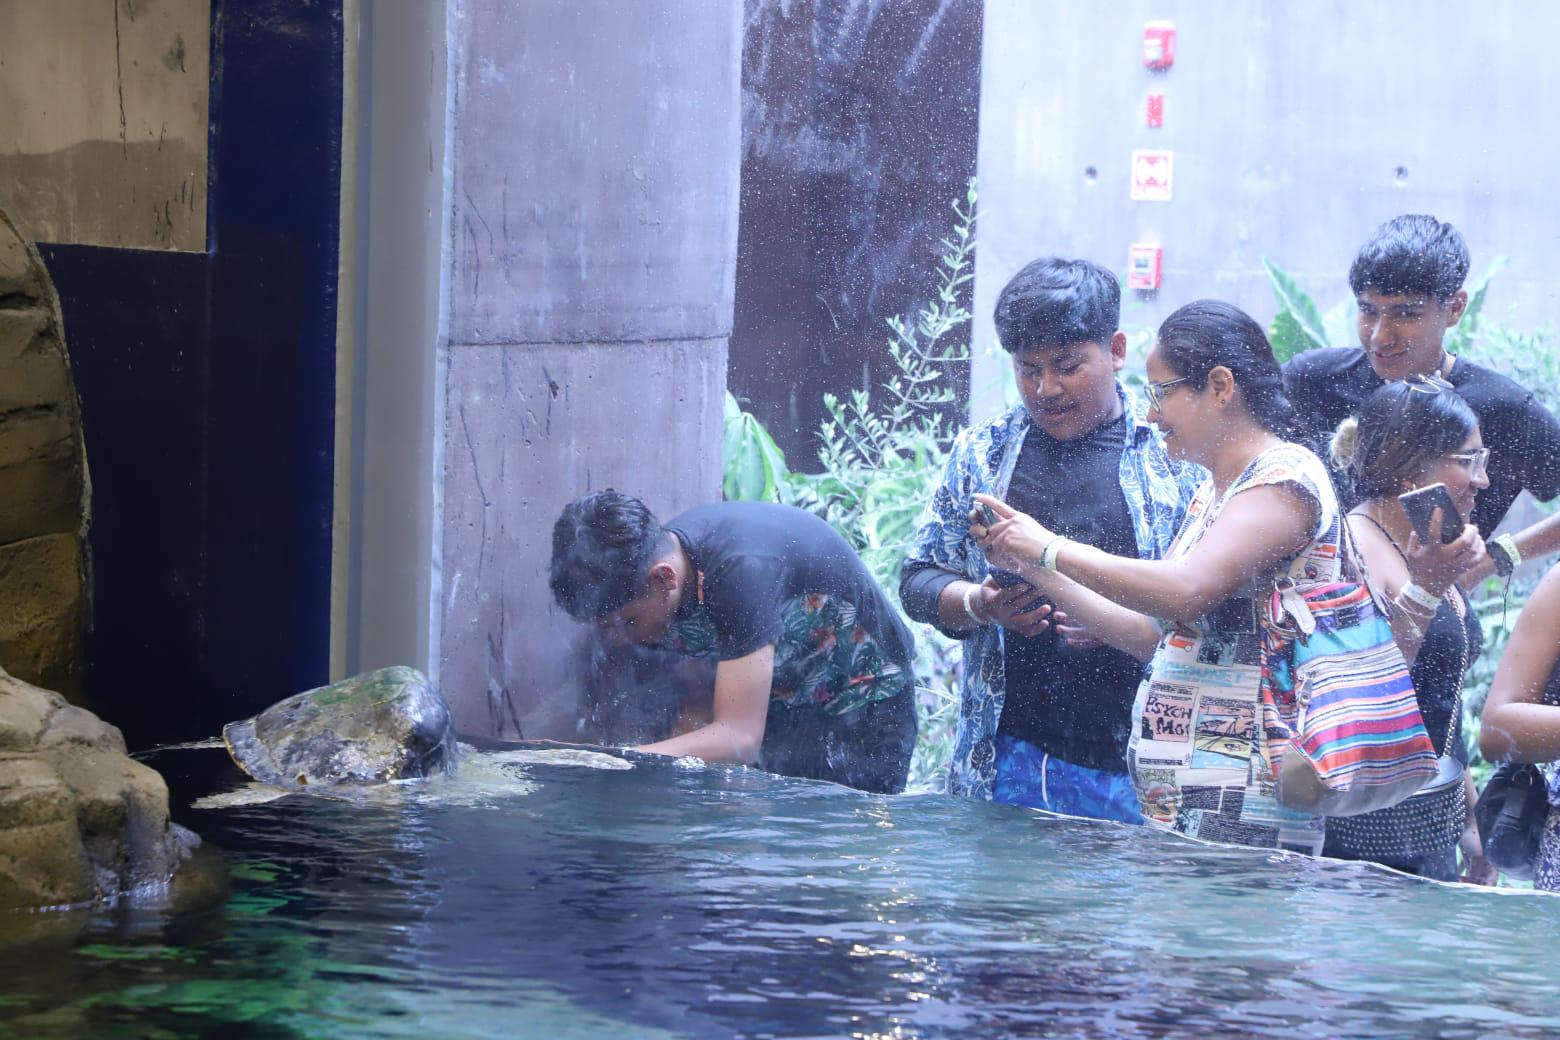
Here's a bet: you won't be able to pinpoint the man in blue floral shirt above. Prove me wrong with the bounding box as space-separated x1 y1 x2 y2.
900 258 1200 818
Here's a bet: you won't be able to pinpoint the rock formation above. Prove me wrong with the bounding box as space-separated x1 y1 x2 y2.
0 668 193 910
0 207 89 699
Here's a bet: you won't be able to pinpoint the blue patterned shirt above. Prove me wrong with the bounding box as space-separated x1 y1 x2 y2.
903 385 1204 799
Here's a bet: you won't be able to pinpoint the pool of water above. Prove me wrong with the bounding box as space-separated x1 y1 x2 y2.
3 743 1559 1039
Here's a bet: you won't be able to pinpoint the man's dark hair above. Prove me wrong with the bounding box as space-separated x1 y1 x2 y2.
993 257 1120 353
1348 214 1470 300
549 489 664 622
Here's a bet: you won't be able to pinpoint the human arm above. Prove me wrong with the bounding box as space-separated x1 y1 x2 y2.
1479 562 1560 763
1461 511 1560 584
1464 391 1560 582
1346 511 1484 667
975 482 1317 630
635 644 775 764
1458 771 1499 885
899 417 1059 639
901 561 1054 638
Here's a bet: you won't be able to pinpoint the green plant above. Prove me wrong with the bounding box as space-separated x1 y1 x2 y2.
722 391 789 503
1263 254 1508 361
723 181 978 790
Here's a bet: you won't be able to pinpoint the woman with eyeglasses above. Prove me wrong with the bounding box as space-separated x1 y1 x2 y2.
971 299 1357 853
1323 378 1495 883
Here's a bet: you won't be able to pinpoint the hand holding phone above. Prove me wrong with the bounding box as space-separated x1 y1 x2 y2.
1398 483 1463 545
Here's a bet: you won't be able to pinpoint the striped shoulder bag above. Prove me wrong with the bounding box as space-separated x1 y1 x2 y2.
1256 523 1439 817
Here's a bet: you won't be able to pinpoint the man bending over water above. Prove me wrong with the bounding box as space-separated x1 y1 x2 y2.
549 492 918 794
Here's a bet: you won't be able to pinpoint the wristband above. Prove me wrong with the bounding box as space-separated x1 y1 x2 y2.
1399 581 1442 612
1040 536 1071 572
962 582 986 626
1490 534 1521 578
1392 590 1436 619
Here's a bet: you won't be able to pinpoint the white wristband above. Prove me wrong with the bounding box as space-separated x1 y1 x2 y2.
1399 581 1442 611
962 582 986 626
1041 536 1071 572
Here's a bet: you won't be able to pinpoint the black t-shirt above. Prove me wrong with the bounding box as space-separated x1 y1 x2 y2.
665 502 915 671
996 416 1145 772
1283 348 1560 534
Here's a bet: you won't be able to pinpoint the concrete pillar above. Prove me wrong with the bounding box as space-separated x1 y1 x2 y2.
438 0 739 737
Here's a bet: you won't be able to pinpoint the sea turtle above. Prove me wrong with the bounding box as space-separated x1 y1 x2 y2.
201 667 637 809
222 666 458 789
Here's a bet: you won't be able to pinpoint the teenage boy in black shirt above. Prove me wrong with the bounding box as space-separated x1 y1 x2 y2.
1284 214 1560 576
549 493 918 793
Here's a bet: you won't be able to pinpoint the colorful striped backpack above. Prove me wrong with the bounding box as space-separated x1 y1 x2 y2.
1257 531 1439 817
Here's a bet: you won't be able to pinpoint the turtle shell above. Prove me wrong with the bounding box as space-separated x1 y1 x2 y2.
223 666 457 787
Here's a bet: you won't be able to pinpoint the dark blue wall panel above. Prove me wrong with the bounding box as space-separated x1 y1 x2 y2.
37 0 343 749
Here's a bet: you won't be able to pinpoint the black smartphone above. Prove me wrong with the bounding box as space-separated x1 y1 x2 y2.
1398 482 1463 545
987 566 1028 588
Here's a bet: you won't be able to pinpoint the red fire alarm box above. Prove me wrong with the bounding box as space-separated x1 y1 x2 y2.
1146 93 1164 128
1128 244 1163 290
1143 21 1176 70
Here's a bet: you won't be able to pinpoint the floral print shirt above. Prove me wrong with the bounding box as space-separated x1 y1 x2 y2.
902 386 1204 799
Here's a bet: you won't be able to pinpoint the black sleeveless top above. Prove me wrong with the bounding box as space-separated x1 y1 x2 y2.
1414 587 1481 762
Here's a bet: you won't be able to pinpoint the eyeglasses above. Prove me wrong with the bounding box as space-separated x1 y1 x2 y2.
1447 447 1490 480
1144 375 1190 411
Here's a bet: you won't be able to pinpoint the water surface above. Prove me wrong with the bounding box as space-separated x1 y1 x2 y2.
2 745 1557 1038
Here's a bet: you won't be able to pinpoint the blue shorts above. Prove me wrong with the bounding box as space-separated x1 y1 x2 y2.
991 733 1143 825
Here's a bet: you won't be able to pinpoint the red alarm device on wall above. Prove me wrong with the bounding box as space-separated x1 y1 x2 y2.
1144 21 1176 71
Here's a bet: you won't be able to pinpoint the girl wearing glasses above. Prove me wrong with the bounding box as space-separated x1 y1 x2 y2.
973 300 1407 853
1324 379 1495 882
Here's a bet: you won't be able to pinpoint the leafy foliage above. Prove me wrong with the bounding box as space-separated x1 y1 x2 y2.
723 181 977 789
1262 257 1330 362
722 391 789 503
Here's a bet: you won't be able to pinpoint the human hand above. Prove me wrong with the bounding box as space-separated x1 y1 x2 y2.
971 493 1056 578
1458 550 1497 588
973 576 1055 638
1405 511 1484 597
1460 853 1500 887
1055 620 1105 650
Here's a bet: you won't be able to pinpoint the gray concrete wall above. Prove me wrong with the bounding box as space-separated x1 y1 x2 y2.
0 0 208 251
336 0 450 680
438 0 739 737
974 1 1560 418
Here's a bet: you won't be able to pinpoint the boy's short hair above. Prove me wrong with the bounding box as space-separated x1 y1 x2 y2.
993 257 1120 353
1348 214 1469 300
549 489 663 622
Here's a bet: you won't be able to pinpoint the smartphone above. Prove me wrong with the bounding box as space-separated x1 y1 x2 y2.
1398 482 1463 545
971 503 1025 586
987 566 1028 588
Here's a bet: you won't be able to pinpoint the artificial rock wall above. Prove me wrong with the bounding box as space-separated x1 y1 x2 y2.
438 0 740 738
0 209 88 699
